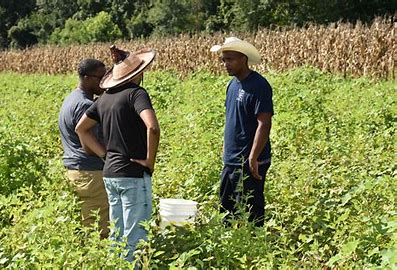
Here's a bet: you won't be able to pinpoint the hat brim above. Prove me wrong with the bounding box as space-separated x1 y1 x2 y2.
100 49 156 89
210 41 261 65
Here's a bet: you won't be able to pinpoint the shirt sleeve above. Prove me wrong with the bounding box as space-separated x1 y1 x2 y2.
85 100 100 122
254 82 274 116
73 100 94 126
130 88 153 115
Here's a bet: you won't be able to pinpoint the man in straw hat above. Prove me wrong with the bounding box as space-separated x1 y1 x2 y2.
211 37 274 227
76 46 160 261
59 58 109 239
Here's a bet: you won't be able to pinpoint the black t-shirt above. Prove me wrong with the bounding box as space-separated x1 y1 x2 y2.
86 83 153 177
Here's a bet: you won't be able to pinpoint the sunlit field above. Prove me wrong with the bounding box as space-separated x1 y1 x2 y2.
0 68 396 268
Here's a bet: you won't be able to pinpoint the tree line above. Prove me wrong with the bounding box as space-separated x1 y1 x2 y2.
0 0 395 49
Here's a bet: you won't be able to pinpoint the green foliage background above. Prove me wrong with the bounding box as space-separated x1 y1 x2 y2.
0 68 396 268
0 0 395 48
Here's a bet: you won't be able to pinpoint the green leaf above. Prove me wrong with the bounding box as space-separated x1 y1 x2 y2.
327 253 342 267
341 240 359 255
0 257 8 265
153 250 165 257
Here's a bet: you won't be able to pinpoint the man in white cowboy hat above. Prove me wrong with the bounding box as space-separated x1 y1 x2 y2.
75 45 160 261
59 58 109 239
211 37 274 226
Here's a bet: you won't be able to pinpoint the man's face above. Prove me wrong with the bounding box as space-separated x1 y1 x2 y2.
87 66 107 95
221 51 247 76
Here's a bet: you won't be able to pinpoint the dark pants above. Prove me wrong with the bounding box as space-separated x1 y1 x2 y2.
220 162 270 227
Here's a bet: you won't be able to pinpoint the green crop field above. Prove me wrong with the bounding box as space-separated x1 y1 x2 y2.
0 68 396 269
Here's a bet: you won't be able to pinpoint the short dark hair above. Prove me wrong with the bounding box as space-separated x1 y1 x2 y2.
77 58 105 77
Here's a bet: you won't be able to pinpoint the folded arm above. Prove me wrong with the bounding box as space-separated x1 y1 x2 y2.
75 114 106 159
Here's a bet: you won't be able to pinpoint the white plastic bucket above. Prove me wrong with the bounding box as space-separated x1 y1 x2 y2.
159 198 198 227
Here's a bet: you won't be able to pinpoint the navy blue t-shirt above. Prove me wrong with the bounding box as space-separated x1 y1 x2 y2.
223 71 274 166
59 88 104 170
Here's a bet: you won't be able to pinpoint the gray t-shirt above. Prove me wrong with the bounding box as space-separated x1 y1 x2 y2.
59 88 103 170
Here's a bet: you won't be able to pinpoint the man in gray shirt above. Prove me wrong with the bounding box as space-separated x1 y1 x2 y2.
59 58 109 238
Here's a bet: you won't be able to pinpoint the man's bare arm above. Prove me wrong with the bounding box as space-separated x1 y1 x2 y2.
248 112 272 180
131 109 160 172
75 114 106 158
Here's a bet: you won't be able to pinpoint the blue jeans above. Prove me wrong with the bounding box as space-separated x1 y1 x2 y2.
103 173 152 261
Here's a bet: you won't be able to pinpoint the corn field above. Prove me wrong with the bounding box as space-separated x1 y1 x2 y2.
0 18 395 79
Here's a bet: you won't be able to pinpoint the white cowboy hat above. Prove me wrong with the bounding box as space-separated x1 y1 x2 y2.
100 45 156 89
210 37 261 65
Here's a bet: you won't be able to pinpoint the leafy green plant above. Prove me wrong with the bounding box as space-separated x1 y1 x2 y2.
0 68 395 268
50 11 122 45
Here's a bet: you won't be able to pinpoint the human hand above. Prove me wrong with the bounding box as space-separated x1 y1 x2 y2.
248 158 262 180
130 158 154 173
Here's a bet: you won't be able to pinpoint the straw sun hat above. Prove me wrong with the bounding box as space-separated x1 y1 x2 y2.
100 45 156 89
210 37 261 65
